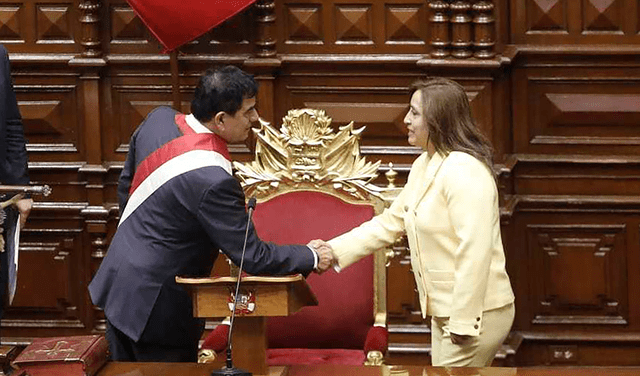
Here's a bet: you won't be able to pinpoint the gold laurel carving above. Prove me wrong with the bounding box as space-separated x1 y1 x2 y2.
234 109 385 204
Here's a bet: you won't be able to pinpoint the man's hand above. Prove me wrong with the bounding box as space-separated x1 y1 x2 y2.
307 239 335 274
315 244 334 274
14 198 33 229
450 332 472 345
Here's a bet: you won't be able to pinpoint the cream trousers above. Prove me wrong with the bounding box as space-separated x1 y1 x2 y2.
430 302 515 367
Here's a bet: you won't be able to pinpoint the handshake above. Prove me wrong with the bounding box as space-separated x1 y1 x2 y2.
307 239 335 274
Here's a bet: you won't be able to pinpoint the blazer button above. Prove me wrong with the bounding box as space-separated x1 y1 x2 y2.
476 317 481 321
404 205 408 212
474 325 479 329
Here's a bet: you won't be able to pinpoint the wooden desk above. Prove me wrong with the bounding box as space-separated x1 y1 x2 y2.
96 363 640 376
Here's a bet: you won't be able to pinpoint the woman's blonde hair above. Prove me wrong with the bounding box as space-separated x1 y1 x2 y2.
410 77 494 171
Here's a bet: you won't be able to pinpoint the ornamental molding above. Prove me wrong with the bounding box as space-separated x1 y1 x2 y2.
234 108 388 204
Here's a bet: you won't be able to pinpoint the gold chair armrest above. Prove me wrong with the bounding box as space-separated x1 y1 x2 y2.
364 350 384 366
197 349 217 364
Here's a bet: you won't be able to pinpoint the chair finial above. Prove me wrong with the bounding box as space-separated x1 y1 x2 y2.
385 162 397 188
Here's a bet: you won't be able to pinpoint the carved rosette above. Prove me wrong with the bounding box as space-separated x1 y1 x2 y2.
234 109 384 202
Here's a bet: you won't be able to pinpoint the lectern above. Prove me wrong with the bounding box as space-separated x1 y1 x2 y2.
176 275 318 375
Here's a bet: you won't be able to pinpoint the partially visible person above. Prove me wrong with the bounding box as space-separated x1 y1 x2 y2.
0 45 32 226
313 77 514 367
89 65 333 363
0 44 32 322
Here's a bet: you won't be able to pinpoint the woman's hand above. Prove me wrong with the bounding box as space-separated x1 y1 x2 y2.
450 332 471 345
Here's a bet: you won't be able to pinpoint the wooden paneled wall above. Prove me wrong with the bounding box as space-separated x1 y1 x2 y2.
2 0 640 367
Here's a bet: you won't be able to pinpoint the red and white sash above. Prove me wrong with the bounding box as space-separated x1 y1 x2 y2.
119 114 232 226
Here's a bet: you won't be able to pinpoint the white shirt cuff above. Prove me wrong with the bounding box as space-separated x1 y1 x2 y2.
307 245 318 270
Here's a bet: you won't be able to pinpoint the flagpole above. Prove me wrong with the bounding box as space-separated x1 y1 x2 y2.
170 49 180 111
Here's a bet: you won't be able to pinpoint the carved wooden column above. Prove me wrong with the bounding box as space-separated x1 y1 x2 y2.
450 1 473 58
71 0 108 333
249 0 280 153
429 0 451 58
472 0 495 58
255 0 277 58
78 0 101 58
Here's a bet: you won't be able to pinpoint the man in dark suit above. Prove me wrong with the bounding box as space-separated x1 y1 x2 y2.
0 44 32 321
89 65 334 362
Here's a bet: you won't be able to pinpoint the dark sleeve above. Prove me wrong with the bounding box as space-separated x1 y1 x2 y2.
1 46 28 185
117 128 138 214
197 173 315 276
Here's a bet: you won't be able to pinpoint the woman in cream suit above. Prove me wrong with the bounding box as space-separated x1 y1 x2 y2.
320 77 515 366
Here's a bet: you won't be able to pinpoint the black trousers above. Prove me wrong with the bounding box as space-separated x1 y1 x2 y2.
105 320 198 362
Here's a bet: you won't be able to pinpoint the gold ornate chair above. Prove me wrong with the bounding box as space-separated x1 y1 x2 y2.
200 109 398 366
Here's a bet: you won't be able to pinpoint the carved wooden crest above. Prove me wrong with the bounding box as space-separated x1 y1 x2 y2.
233 108 385 203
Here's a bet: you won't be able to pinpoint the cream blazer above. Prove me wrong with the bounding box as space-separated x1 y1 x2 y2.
328 151 514 336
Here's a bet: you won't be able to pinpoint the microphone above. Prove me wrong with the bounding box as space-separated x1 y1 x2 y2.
211 197 257 376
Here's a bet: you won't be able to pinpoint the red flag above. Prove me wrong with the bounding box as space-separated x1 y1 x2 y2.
126 0 256 52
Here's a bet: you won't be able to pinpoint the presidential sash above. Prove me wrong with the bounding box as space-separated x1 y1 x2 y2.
119 114 232 226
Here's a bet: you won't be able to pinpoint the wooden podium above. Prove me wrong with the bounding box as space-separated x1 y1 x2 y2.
176 275 318 375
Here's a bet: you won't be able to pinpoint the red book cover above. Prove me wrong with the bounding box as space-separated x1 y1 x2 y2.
11 335 108 376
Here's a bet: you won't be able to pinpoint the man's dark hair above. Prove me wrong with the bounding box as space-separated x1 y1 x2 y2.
191 65 258 123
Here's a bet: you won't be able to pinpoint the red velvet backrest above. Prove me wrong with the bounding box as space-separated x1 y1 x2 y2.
252 191 375 350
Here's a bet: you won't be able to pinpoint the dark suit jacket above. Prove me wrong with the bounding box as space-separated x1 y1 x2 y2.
0 44 29 185
0 44 28 318
88 107 315 346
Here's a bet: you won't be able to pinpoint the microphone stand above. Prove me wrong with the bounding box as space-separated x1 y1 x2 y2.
211 197 257 376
